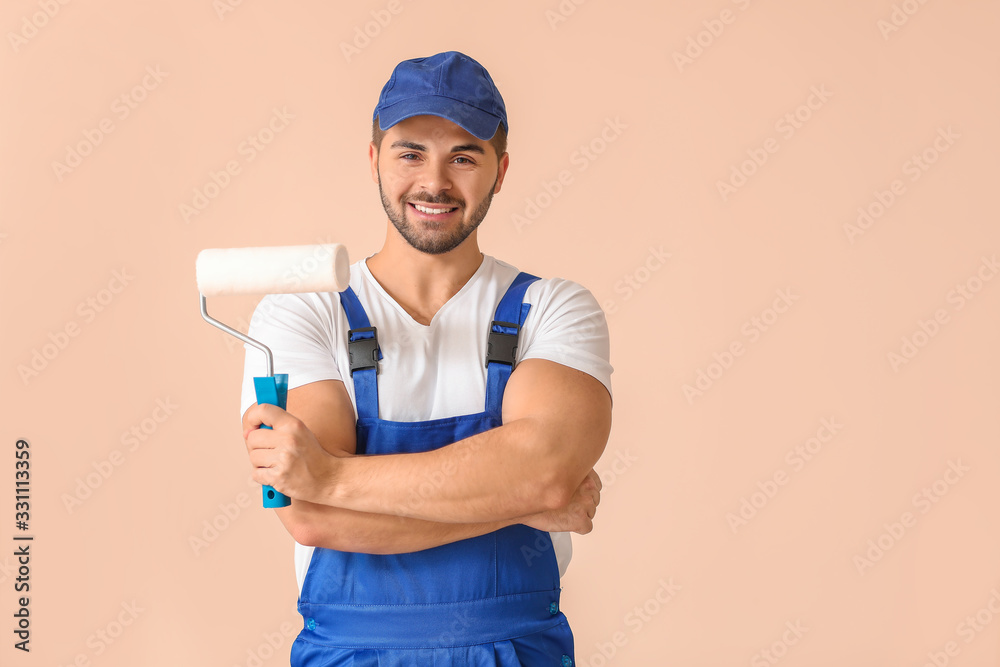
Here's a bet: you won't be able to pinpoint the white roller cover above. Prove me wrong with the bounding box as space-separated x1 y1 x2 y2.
196 243 350 296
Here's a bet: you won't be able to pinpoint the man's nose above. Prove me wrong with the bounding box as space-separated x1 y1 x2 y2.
416 158 453 194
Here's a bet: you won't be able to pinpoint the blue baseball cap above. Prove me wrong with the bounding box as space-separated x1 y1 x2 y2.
372 51 507 141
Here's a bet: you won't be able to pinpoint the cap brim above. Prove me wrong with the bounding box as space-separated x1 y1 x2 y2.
377 95 504 140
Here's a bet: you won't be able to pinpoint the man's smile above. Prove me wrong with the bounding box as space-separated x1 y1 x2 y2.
408 202 460 217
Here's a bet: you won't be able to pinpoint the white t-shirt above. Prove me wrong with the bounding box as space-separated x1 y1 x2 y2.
239 254 613 595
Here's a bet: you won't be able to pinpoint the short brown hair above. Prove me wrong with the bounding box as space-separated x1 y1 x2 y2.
372 116 507 159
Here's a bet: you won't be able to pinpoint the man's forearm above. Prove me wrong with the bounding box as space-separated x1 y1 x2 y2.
286 500 516 554
318 418 575 524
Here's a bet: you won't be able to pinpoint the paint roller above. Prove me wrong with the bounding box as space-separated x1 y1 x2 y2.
197 243 351 508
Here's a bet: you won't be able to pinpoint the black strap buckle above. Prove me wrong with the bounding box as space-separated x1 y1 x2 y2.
348 326 380 375
485 320 520 367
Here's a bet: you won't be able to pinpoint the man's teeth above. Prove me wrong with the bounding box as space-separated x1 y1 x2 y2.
413 203 455 214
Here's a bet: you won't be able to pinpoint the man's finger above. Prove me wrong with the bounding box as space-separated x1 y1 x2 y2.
247 447 276 468
249 465 273 489
244 426 279 453
243 402 294 435
587 468 604 491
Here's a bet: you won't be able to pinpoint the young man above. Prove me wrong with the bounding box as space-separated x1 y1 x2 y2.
241 51 613 666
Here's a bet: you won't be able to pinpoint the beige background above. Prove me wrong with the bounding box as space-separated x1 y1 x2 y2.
3 1 999 665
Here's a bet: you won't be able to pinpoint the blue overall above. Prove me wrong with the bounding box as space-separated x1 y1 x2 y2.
290 272 576 666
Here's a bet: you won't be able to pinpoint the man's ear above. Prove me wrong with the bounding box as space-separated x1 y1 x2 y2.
369 142 380 184
493 152 510 194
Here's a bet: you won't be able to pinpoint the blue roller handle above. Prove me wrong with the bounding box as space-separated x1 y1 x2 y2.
253 374 292 508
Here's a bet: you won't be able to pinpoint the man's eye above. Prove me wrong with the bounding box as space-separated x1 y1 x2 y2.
454 157 473 164
400 153 419 160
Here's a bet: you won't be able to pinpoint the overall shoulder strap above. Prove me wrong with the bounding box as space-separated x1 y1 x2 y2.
485 272 540 420
338 287 382 420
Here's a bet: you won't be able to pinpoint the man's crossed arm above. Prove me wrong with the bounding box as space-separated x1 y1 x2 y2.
241 359 612 554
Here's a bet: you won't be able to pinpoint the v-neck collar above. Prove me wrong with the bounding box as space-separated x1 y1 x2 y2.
359 253 489 329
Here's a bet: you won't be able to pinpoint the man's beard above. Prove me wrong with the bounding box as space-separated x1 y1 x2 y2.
378 171 497 255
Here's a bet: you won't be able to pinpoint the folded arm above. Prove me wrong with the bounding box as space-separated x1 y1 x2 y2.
242 375 601 553
245 359 612 525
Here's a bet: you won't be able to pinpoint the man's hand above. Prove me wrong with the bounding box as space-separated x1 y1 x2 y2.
242 402 341 503
519 469 602 535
